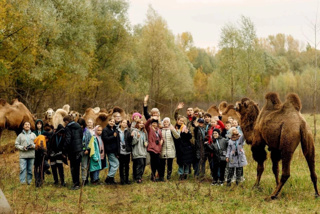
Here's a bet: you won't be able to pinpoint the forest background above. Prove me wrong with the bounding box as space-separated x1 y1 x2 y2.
0 0 319 117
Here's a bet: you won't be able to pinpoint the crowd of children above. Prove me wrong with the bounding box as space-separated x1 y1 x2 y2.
14 96 247 189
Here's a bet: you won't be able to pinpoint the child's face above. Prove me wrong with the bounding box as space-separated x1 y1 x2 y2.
232 120 238 127
151 122 158 129
87 120 94 129
199 122 204 127
228 117 234 123
121 120 128 128
226 123 231 130
96 127 103 136
36 122 42 130
163 120 170 128
204 116 211 123
138 121 144 129
108 119 115 127
213 131 219 139
177 118 184 126
210 119 217 127
134 116 140 122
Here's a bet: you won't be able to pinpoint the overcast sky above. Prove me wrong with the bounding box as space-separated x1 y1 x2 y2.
128 0 320 49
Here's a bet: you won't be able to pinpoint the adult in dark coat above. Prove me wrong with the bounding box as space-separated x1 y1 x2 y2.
48 124 67 186
174 116 194 180
63 116 83 190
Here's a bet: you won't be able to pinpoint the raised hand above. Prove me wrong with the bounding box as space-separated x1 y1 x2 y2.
177 102 184 110
144 95 149 104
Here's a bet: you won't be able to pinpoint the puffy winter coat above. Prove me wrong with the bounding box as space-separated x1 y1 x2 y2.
64 122 83 155
174 131 194 165
160 128 179 159
226 134 247 168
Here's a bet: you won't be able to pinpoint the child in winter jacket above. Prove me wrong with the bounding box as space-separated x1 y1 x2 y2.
205 129 228 185
131 119 148 183
226 127 247 186
89 125 107 184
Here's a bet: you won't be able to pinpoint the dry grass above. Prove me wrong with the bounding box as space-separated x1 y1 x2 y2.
1 114 320 213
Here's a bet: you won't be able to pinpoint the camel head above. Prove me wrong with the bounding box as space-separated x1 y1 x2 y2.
235 98 260 123
45 108 55 119
69 111 81 122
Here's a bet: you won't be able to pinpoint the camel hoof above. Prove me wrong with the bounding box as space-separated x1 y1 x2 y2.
264 195 277 201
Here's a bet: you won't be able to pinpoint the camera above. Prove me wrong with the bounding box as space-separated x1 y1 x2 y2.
121 144 126 149
234 150 238 156
155 140 159 145
25 144 33 150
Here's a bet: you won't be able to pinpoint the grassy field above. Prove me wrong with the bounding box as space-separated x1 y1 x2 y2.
1 114 320 213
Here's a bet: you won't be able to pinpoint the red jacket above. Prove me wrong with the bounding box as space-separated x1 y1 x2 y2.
145 119 163 154
207 120 225 144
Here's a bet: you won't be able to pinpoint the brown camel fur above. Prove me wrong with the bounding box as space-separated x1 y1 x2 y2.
220 104 240 123
219 101 228 113
207 105 220 117
0 99 35 139
236 92 319 199
207 103 240 123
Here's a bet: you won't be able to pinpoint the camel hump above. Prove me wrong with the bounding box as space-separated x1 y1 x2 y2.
285 93 301 111
207 105 219 112
62 104 70 113
265 92 281 105
223 104 235 114
219 101 228 110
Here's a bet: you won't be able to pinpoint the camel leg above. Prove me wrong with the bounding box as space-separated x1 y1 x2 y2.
302 146 319 197
269 151 293 200
251 143 267 187
271 150 281 185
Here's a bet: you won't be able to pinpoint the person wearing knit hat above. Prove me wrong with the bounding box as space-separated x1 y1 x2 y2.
131 112 142 128
205 128 228 186
159 117 179 181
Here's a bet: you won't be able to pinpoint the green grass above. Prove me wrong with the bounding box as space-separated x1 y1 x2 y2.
1 114 320 213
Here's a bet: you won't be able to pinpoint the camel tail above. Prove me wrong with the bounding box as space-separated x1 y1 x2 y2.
286 93 302 111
